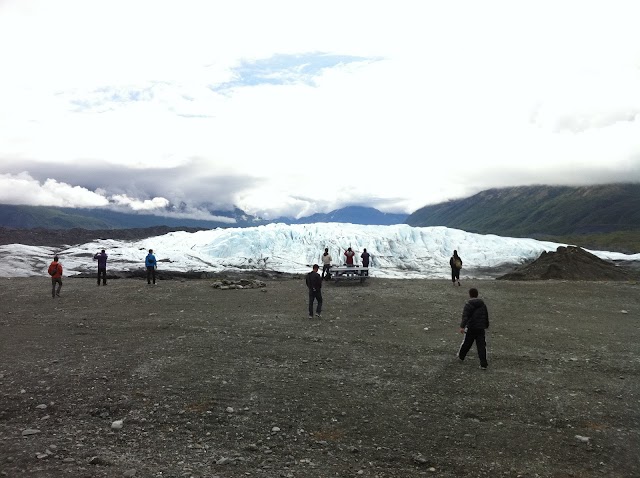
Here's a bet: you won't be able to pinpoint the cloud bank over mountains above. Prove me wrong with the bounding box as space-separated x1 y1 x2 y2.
1 1 639 219
0 172 237 223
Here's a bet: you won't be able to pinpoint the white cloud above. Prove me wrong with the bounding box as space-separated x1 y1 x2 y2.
0 173 236 222
111 194 170 211
0 172 109 207
0 0 639 217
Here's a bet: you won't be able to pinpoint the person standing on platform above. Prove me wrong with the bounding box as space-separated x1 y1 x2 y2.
321 248 332 280
360 248 371 276
344 247 355 266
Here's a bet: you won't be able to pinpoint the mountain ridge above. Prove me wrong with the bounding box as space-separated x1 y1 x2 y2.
405 183 640 253
0 204 407 230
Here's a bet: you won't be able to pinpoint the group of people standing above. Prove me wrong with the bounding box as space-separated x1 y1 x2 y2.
46 248 159 298
319 246 371 280
47 244 488 369
308 246 372 319
307 247 488 368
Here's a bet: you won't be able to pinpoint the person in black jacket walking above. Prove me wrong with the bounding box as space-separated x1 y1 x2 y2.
449 250 462 286
457 288 489 369
305 264 323 319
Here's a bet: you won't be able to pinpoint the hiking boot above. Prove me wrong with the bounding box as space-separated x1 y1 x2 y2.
480 366 487 370
457 281 461 286
315 314 322 319
308 315 313 319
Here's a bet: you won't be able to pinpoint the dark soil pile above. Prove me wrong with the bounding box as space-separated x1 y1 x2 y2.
497 245 633 281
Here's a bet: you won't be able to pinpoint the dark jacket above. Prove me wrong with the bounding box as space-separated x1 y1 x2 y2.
461 298 489 329
361 251 370 267
305 271 322 291
94 252 108 268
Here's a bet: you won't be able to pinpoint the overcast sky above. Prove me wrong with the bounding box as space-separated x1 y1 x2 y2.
1 0 639 220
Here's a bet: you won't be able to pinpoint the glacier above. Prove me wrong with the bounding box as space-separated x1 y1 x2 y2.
1 223 638 279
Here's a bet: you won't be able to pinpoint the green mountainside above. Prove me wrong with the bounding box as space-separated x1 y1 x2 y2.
0 205 250 229
406 184 640 253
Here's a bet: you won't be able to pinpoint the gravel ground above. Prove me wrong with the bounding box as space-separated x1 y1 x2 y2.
0 276 638 478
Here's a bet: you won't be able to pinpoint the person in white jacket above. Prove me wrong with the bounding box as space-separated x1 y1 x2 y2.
321 248 332 280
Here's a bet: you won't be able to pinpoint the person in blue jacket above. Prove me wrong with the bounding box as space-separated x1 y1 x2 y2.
145 249 157 285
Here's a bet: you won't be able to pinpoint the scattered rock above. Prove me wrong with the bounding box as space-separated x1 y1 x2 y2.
111 419 124 429
89 455 112 466
271 426 281 433
36 404 47 409
212 279 267 290
226 407 234 413
123 469 137 477
575 435 590 443
413 454 429 464
21 428 41 436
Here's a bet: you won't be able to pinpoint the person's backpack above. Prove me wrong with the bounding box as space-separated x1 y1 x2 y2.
454 258 462 269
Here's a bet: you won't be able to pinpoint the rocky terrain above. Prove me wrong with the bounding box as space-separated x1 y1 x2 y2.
0 275 638 477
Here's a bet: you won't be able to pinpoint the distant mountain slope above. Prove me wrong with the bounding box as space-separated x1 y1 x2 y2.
274 206 408 225
0 204 407 229
0 205 256 229
406 184 640 237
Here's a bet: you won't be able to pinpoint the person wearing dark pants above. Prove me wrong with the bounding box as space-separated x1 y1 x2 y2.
321 248 332 280
457 287 489 369
305 264 323 319
449 250 462 286
48 255 63 298
94 249 108 285
360 248 370 276
145 249 157 285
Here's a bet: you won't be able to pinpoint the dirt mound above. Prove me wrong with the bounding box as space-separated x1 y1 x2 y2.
497 245 633 281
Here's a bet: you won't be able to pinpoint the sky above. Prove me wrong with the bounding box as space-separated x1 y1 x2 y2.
3 223 639 278
1 0 640 221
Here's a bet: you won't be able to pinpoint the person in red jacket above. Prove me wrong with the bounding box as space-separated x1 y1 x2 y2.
344 247 355 266
48 255 63 298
